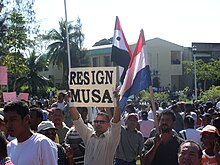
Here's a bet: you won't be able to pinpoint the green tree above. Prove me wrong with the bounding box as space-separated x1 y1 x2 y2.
1 11 31 91
136 90 169 103
73 17 84 49
9 0 38 35
209 59 220 84
43 18 88 88
0 0 10 59
16 51 52 96
183 59 218 90
154 92 169 103
200 86 220 102
93 37 113 46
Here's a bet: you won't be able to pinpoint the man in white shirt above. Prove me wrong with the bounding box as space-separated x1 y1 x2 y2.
148 102 163 120
69 92 121 165
179 115 201 145
4 101 58 165
138 111 154 141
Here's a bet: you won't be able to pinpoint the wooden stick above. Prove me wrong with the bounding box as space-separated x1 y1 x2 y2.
148 85 160 134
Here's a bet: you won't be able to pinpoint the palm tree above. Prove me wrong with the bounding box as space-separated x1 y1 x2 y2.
16 50 52 96
43 18 88 88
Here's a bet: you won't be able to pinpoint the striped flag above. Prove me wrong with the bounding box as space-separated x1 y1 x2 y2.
111 16 132 83
119 29 152 111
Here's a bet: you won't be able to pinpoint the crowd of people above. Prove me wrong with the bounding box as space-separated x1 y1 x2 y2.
0 90 220 165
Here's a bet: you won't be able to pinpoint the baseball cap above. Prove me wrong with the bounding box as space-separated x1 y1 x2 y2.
37 121 57 132
127 113 138 120
201 125 220 137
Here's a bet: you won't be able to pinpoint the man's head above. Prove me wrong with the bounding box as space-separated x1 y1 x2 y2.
125 104 135 114
57 92 65 103
184 103 194 113
125 113 138 130
150 102 159 110
213 117 220 133
29 107 43 131
38 121 57 142
141 111 148 120
201 125 220 150
178 140 202 165
170 104 181 113
158 109 176 133
3 101 30 139
161 102 167 109
201 113 212 126
51 107 64 127
94 112 110 137
184 115 195 129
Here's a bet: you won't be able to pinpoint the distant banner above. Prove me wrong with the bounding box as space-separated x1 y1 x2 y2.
69 67 117 107
0 66 7 85
17 93 29 101
3 92 16 102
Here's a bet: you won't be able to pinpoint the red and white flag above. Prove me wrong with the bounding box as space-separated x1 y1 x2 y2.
111 16 132 84
119 29 152 111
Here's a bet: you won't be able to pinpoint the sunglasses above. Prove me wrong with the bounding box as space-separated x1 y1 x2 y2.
40 129 56 135
94 120 109 124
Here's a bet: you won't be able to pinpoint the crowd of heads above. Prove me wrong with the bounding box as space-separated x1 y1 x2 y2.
0 92 220 165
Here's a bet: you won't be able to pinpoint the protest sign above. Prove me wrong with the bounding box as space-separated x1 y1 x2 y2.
3 92 16 102
69 67 116 107
0 66 7 85
17 93 29 101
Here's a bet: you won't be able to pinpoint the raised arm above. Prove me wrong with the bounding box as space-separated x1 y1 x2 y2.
69 106 80 121
112 90 120 123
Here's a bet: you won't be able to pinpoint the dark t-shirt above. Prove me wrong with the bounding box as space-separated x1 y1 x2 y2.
57 144 68 165
143 135 184 165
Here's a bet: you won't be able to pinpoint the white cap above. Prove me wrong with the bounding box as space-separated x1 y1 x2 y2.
37 121 57 132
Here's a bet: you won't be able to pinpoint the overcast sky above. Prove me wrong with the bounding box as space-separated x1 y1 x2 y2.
35 0 220 49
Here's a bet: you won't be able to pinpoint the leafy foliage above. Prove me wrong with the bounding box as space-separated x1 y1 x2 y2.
1 11 31 90
43 18 88 88
136 90 169 103
93 37 113 46
200 86 220 102
16 51 52 96
178 87 189 102
183 59 220 89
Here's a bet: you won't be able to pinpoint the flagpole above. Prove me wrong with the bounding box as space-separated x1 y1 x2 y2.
148 85 160 134
64 0 71 69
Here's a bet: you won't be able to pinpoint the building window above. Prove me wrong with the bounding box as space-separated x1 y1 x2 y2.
104 56 111 66
171 51 181 64
92 57 99 67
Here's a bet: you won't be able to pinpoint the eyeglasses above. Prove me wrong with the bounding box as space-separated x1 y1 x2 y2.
40 129 56 135
94 120 109 124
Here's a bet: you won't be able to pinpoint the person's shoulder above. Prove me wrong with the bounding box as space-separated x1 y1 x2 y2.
33 133 54 143
67 126 76 133
146 119 154 123
136 130 144 138
173 134 185 143
7 138 18 147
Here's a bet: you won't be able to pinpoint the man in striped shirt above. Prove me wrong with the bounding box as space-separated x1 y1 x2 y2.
65 107 93 165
